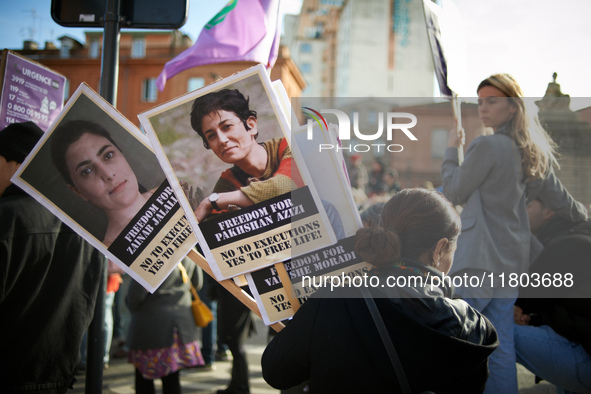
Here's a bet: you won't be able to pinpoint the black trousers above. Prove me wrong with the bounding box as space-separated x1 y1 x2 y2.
135 368 181 394
216 287 253 394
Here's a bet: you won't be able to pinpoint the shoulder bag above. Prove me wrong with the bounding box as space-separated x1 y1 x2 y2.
179 263 214 328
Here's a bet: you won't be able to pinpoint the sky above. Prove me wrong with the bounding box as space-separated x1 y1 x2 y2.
0 0 301 48
452 0 591 104
0 0 590 107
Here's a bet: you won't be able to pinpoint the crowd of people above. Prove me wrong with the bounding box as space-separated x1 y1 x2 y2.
264 73 590 393
347 154 405 211
1 71 590 394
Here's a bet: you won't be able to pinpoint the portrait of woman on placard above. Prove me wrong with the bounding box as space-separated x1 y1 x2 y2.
50 120 158 246
188 88 303 223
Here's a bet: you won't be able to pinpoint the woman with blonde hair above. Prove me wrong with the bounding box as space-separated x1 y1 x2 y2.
441 73 587 393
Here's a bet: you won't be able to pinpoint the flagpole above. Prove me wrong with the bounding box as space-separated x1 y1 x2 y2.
421 0 466 165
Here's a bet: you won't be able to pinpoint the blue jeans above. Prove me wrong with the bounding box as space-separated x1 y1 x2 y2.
199 295 216 365
456 283 518 394
104 291 115 364
198 279 226 365
112 275 131 340
515 324 591 393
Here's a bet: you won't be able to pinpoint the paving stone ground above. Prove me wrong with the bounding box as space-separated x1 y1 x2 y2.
72 317 557 394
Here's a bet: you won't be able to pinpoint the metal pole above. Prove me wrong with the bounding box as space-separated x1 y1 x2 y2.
86 258 107 394
86 0 121 392
99 0 121 106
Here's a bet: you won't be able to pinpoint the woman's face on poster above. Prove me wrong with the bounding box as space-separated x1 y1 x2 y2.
201 110 258 165
65 132 139 212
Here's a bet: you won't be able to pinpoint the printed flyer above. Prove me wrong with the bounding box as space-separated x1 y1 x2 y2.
0 50 66 131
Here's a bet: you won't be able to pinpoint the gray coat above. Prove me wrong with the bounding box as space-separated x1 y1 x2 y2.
126 257 203 350
441 127 587 278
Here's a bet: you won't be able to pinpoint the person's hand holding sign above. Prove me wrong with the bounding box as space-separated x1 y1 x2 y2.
447 120 465 148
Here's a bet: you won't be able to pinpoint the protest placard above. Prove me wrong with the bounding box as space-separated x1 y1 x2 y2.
271 81 360 238
138 64 336 281
245 112 365 325
247 236 372 325
292 123 362 238
271 80 299 129
12 83 197 292
0 50 66 131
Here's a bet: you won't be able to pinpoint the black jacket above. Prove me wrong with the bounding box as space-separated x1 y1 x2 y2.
0 185 103 393
262 259 498 393
517 217 591 355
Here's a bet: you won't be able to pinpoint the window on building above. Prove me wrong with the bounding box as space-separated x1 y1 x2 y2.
301 63 312 73
89 40 100 59
59 40 73 59
131 37 146 58
305 27 318 39
300 43 312 53
431 128 448 159
315 22 325 36
142 78 158 102
187 77 205 92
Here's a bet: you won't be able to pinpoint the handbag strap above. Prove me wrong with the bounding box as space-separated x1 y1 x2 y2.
178 263 201 302
361 287 412 394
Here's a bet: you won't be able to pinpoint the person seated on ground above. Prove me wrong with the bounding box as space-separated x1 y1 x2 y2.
261 188 499 393
514 198 591 393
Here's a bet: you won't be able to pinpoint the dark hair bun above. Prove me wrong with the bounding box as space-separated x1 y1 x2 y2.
355 226 401 268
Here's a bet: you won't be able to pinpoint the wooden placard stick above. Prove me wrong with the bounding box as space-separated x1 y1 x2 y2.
187 248 285 332
451 93 465 165
274 262 300 313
